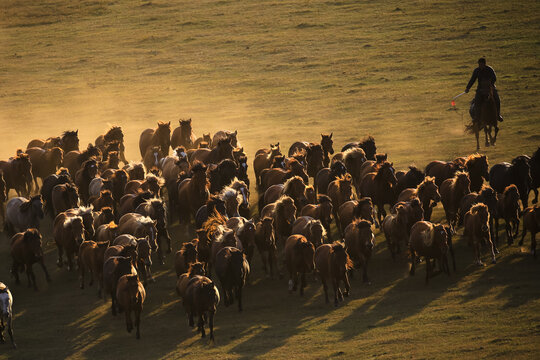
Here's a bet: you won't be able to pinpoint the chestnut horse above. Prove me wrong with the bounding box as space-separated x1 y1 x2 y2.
338 197 374 234
28 130 79 154
41 172 72 218
78 239 109 296
440 171 471 229
398 176 440 222
327 174 354 235
253 143 281 187
409 221 451 284
177 162 209 224
95 125 127 164
0 153 33 197
315 242 352 306
139 121 171 158
191 138 235 165
284 234 315 296
359 162 397 226
519 205 540 257
255 217 277 278
465 154 489 192
259 158 308 194
495 184 521 246
215 246 250 312
315 160 348 195
183 275 220 341
300 194 334 236
63 144 102 178
53 214 85 271
464 203 496 265
171 118 197 150
116 274 146 339
344 219 374 283
26 147 63 189
425 158 465 187
10 228 51 290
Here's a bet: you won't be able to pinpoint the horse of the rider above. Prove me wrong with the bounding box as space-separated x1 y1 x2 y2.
465 57 503 123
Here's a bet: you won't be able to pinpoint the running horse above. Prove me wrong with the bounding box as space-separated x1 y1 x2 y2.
466 85 499 150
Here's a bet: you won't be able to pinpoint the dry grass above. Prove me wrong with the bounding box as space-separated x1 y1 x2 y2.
0 0 539 359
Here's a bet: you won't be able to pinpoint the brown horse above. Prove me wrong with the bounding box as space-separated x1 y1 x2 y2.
4 196 44 235
519 205 540 257
64 206 95 241
91 190 115 212
176 262 206 298
465 154 489 192
262 176 307 214
315 242 352 306
53 214 85 271
175 241 199 277
359 161 397 226
291 216 326 248
215 246 250 311
440 171 471 229
305 144 325 179
63 144 102 177
315 160 348 196
26 147 63 189
259 158 308 194
193 133 212 149
284 234 315 296
300 194 334 236
88 177 113 199
0 153 34 197
255 217 277 278
357 153 387 184
327 174 354 234
466 85 499 150
425 158 465 187
10 228 50 290
495 184 521 246
75 158 99 204
104 243 138 267
260 195 297 252
226 217 256 264
191 138 235 165
95 125 127 164
93 207 115 229
320 133 334 168
99 151 120 172
458 185 498 242
171 118 197 150
391 198 425 243
0 173 6 225
136 198 170 258
253 143 281 187
95 221 119 244
212 130 239 148
464 203 496 265
183 275 220 341
117 213 158 253
343 148 368 197
124 174 163 197
338 197 374 234
27 136 62 150
398 176 440 222
161 148 190 185
139 121 171 158
0 282 16 348
177 162 209 223
409 221 451 284
123 162 145 181
382 204 409 260
51 183 80 216
118 191 153 218
113 235 154 285
344 219 374 283
29 130 79 153
78 239 109 296
220 186 242 218
103 256 137 316
142 146 165 172
116 274 146 339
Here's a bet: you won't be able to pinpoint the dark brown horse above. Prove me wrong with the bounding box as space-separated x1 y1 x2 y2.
91 190 114 212
117 213 158 253
495 184 521 246
344 219 374 283
359 162 397 226
255 217 277 278
489 156 532 208
357 153 387 185
93 207 115 229
284 234 315 296
118 191 153 218
99 151 120 172
398 176 440 222
171 118 197 150
465 85 499 150
291 216 326 248
64 205 95 241
315 242 352 306
41 171 72 218
51 183 80 216
464 203 496 265
103 256 137 315
343 147 368 197
193 133 211 149
253 143 281 187
519 205 540 257
123 162 145 181
300 194 334 235
116 274 146 339
260 195 297 252
136 198 171 261
26 147 63 189
53 214 85 271
142 146 165 172
183 275 220 341
113 235 154 286
395 165 425 197
259 158 308 194
262 176 307 214
124 174 163 197
315 160 348 195
341 136 377 160
63 144 102 178
75 159 99 204
139 121 171 158
4 196 44 235
215 246 250 311
465 154 489 192
191 138 235 165
409 221 451 284
382 204 409 260
175 241 199 277
440 171 471 229
320 133 334 168
0 172 6 225
176 262 206 298
338 197 374 234
327 174 354 234
177 162 209 223
29 130 79 153
425 158 465 187
27 136 62 150
95 125 127 164
78 239 109 296
226 217 256 265
10 228 50 290
0 153 34 197
458 185 498 241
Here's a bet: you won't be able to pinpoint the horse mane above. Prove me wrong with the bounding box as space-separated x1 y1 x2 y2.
360 135 375 146
214 227 234 244
335 173 352 189
356 197 373 208
180 241 197 256
106 221 118 230
105 125 123 139
407 165 423 176
188 262 205 277
145 173 165 186
317 194 332 204
138 216 155 226
228 177 247 190
353 218 372 230
125 162 144 171
465 153 487 169
451 171 469 188
531 147 540 162
343 147 366 162
504 184 519 197
63 216 83 228
62 130 78 139
470 202 488 216
202 211 228 240
478 184 495 197
274 195 295 216
308 218 327 237
283 176 304 194
220 186 240 202
74 205 93 216
191 161 207 173
417 176 436 192
373 162 394 182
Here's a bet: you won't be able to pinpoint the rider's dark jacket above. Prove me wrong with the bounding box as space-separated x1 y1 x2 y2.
466 65 497 92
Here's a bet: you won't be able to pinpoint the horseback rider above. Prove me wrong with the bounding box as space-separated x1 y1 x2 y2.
465 58 503 122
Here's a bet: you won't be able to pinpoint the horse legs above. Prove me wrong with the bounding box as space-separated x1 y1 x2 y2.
125 309 133 333
66 251 74 272
321 275 329 304
425 257 431 284
494 217 500 245
519 227 527 246
474 241 483 266
362 260 370 284
135 308 141 339
198 314 206 338
56 246 64 268
475 130 480 151
488 235 497 264
513 218 520 238
7 316 15 349
79 259 85 289
11 262 20 285
111 290 118 316
27 265 37 290
208 310 215 342
0 317 4 343
532 232 537 257
410 250 416 276
493 125 499 145
505 220 513 245
484 127 490 147
332 277 339 306
260 251 269 277
533 188 539 204
299 271 306 296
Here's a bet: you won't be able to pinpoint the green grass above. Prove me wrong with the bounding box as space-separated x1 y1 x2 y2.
0 0 539 359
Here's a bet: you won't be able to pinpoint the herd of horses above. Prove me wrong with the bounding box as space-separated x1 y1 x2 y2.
0 119 539 348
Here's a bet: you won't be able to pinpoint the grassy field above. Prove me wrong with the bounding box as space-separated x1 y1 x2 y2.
1 0 539 358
